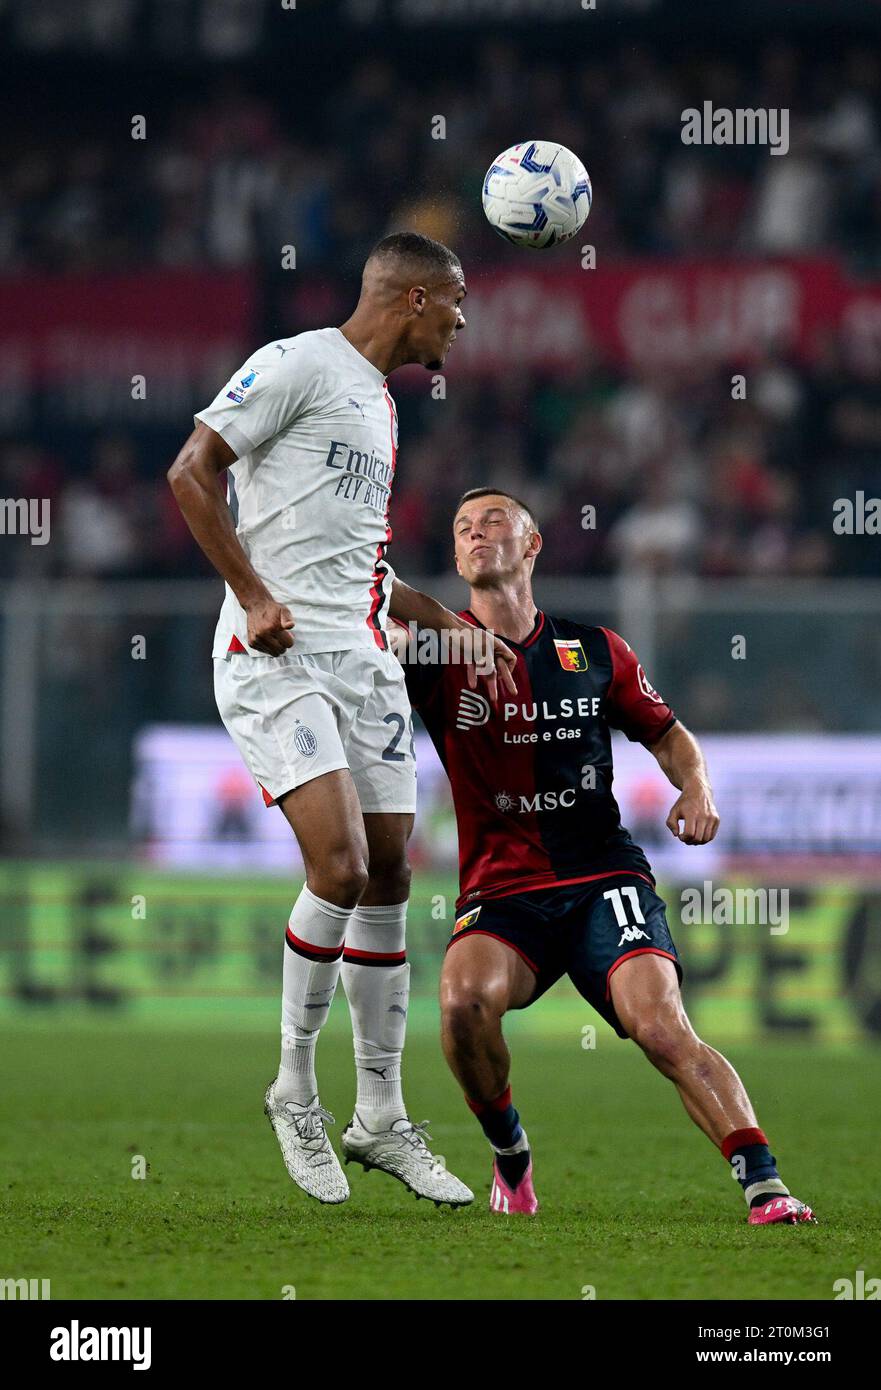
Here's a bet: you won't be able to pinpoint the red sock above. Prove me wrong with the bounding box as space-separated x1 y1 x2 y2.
464 1086 521 1149
465 1085 512 1116
720 1127 767 1162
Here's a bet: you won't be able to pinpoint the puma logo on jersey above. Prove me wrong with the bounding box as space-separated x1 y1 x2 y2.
348 398 366 418
617 925 651 947
274 343 297 355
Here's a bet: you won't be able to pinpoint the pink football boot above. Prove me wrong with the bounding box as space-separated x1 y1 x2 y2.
490 1156 539 1215
748 1195 816 1225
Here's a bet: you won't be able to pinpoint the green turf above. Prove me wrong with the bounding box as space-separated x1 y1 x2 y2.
1 1012 878 1300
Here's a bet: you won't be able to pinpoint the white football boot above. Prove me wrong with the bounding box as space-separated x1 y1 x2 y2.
341 1112 474 1207
264 1080 350 1204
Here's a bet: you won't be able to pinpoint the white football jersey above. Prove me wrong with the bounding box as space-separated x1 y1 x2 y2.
195 328 399 657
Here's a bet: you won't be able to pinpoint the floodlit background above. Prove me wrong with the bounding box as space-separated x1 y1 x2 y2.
2 0 881 1050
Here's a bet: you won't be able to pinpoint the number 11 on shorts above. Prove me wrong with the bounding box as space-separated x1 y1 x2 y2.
603 886 646 928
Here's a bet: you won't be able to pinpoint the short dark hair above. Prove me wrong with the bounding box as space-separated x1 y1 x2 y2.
455 487 538 530
367 231 461 280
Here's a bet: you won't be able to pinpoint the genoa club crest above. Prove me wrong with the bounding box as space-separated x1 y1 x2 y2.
453 906 482 935
553 638 588 672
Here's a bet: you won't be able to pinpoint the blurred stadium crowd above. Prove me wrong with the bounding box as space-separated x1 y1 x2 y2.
5 339 881 583
9 44 881 272
3 39 881 580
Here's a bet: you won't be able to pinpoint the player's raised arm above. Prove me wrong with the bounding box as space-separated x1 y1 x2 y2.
648 721 720 846
599 624 718 846
389 577 517 700
167 421 294 656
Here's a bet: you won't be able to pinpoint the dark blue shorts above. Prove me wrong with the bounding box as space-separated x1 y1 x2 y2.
447 873 682 1038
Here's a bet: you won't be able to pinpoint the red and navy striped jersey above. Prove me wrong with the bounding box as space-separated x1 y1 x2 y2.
402 610 676 911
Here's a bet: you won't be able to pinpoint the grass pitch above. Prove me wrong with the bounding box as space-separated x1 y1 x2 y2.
0 1010 878 1301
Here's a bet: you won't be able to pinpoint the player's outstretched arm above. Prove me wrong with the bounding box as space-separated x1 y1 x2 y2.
389 578 517 700
167 421 294 656
648 721 720 846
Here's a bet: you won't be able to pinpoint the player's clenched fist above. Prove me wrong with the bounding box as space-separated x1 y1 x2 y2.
387 623 409 662
665 783 720 845
245 598 295 656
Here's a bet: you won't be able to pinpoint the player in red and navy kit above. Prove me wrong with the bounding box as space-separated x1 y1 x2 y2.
393 488 815 1224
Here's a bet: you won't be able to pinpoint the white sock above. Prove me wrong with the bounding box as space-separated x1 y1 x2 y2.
744 1176 790 1208
276 885 354 1105
492 1129 530 1157
340 901 409 1130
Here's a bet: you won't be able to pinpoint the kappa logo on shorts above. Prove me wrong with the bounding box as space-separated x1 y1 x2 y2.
453 906 482 934
617 924 650 947
294 724 318 758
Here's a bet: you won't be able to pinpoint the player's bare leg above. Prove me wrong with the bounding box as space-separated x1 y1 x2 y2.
264 768 368 1204
339 811 473 1206
440 935 538 1213
610 954 754 1143
611 953 815 1224
280 769 369 906
441 934 532 1097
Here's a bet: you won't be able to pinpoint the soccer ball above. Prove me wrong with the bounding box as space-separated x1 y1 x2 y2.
482 141 591 249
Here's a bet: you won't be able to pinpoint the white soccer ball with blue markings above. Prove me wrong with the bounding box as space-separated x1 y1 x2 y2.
482 141 591 249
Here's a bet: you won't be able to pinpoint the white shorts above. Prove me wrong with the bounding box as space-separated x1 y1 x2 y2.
214 645 417 814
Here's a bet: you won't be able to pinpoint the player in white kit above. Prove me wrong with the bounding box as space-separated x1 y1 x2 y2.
168 233 515 1206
